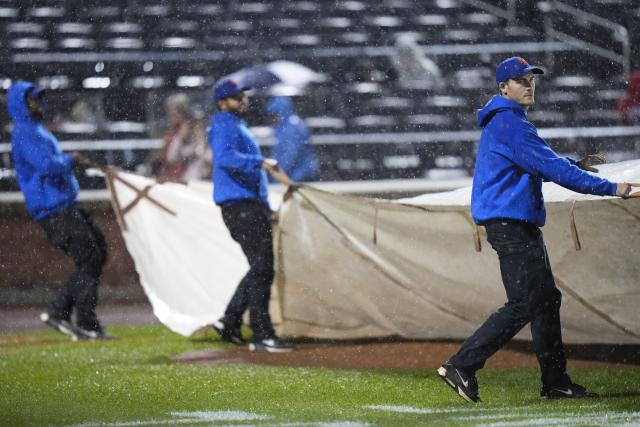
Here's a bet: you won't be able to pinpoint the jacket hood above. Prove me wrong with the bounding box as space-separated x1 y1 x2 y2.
7 81 38 124
477 95 526 128
265 96 295 119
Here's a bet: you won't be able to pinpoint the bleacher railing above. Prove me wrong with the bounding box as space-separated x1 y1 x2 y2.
459 0 517 24
3 126 640 153
539 0 630 77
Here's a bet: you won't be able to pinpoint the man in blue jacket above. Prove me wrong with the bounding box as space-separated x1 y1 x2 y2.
437 57 632 402
208 79 294 352
265 96 319 182
8 81 112 341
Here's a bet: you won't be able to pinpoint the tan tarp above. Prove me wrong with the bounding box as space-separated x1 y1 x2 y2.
109 160 640 344
277 160 640 344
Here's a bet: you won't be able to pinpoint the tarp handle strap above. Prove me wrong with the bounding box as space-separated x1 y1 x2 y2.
570 200 582 251
266 165 294 187
372 205 379 245
110 172 177 217
473 224 482 252
105 169 128 231
99 164 177 232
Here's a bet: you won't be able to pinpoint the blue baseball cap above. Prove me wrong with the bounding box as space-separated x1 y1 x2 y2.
495 56 544 85
213 79 250 103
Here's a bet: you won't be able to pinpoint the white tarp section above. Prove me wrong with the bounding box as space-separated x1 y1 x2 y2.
108 173 282 336
109 160 640 343
277 160 640 344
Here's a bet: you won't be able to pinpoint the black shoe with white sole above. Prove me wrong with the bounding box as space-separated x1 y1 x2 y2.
249 336 296 353
541 382 598 399
212 318 245 345
437 363 481 403
40 312 79 341
74 325 115 341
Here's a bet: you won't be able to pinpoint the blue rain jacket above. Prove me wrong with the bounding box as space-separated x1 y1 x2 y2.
265 97 318 182
209 111 269 208
8 81 78 221
471 95 617 226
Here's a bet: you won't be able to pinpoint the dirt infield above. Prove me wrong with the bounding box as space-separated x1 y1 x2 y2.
173 340 640 370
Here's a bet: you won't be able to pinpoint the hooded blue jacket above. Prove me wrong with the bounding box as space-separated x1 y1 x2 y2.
8 81 78 221
471 95 617 226
209 111 269 208
265 96 318 182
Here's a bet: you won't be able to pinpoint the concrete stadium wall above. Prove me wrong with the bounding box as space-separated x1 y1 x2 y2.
0 201 145 307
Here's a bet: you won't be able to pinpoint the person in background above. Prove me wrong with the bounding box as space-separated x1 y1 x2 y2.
265 96 319 182
7 81 112 341
437 57 632 403
208 79 295 352
150 93 209 182
393 36 445 90
615 71 640 126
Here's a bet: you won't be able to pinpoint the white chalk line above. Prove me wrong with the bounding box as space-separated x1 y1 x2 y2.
68 410 370 427
366 404 640 426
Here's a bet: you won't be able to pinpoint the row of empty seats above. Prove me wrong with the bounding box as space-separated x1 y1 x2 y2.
0 0 636 185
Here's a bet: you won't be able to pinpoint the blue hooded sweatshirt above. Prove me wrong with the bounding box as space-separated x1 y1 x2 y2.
209 111 269 208
265 96 318 182
471 95 617 226
8 81 78 221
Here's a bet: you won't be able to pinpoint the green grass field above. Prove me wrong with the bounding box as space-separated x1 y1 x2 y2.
1 325 639 427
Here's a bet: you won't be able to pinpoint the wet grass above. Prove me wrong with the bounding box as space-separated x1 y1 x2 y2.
1 324 639 426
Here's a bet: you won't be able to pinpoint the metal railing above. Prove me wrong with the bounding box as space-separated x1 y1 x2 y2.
459 0 517 23
2 126 640 151
539 0 630 77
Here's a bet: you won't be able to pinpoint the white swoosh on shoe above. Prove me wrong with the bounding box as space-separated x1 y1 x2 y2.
457 370 469 388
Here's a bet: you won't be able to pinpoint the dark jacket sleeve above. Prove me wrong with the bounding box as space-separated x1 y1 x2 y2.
512 122 617 196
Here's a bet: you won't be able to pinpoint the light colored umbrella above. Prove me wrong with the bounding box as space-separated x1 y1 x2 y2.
223 60 326 94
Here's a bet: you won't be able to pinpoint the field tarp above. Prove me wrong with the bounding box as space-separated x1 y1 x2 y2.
109 160 640 344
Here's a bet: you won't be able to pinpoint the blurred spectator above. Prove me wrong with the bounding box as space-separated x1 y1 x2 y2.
393 37 444 90
344 57 396 84
54 100 98 136
71 100 97 125
615 72 640 125
265 96 319 182
148 93 209 181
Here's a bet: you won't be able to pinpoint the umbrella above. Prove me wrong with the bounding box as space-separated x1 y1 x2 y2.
223 60 326 93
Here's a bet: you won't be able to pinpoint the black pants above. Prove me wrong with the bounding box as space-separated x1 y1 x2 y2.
449 220 569 387
38 205 108 330
221 200 275 340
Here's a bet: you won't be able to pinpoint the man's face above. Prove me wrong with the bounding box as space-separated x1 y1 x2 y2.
499 72 536 108
218 91 249 115
26 95 45 121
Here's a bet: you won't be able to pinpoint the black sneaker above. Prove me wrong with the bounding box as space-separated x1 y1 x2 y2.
40 312 79 341
212 318 245 345
437 363 481 403
249 336 296 353
541 382 598 399
74 325 115 341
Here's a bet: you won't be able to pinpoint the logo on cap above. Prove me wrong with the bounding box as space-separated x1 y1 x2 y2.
495 56 545 85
